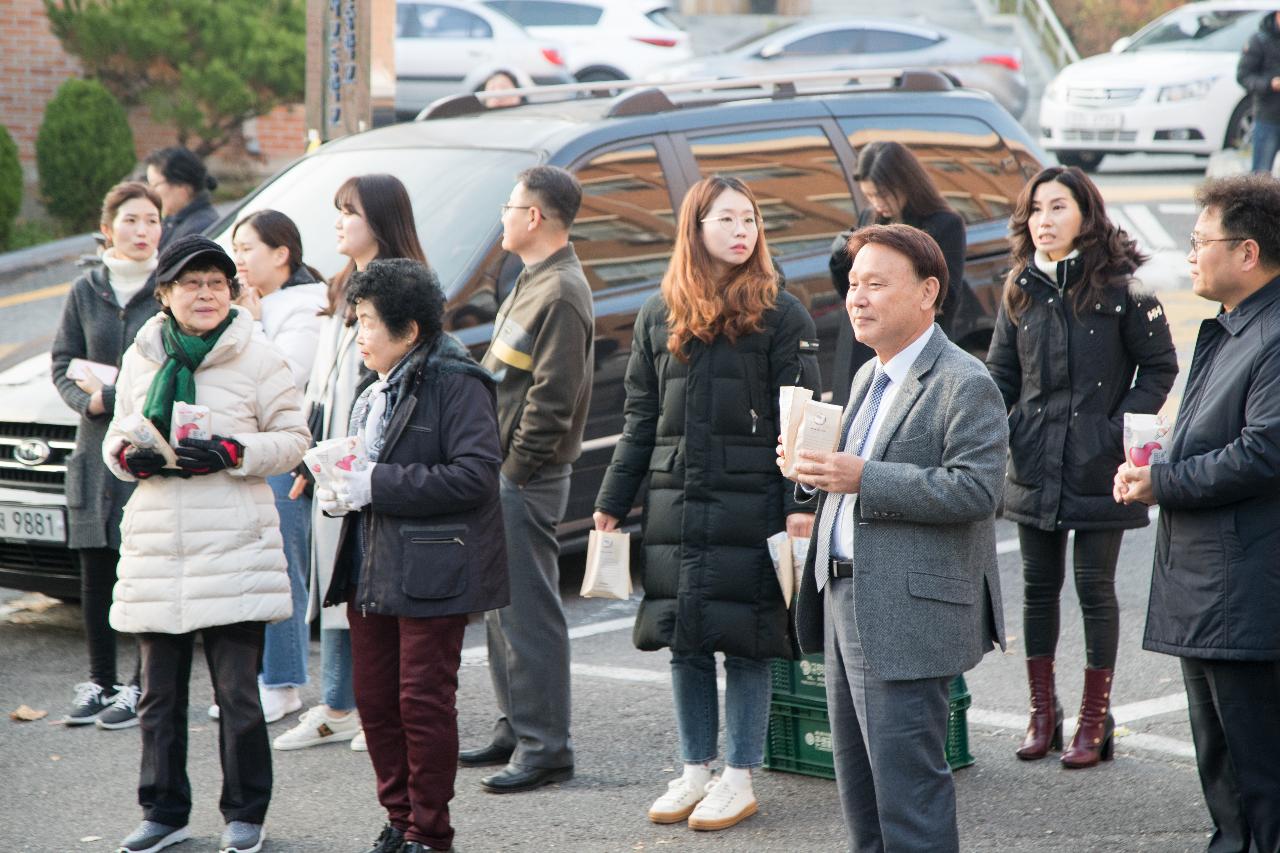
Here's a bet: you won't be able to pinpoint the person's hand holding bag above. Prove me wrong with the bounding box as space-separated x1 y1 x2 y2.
332 463 375 510
175 435 244 475
117 443 166 480
315 487 350 517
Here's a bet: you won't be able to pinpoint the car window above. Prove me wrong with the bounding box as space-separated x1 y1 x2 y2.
840 115 1024 225
484 0 603 26
858 29 938 53
646 7 686 30
210 147 538 297
779 29 859 56
689 126 854 260
571 143 677 292
397 3 494 39
1126 8 1262 52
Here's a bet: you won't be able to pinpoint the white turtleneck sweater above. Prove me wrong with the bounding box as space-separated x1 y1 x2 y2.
1033 247 1079 281
101 248 158 307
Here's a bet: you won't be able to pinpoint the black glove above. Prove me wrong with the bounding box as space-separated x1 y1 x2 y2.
175 436 244 475
118 444 165 480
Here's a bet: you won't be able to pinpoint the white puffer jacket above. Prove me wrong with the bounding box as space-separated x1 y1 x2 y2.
103 306 310 634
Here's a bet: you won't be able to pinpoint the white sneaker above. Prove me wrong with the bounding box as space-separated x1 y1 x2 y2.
350 729 367 752
208 704 219 721
687 777 758 831
259 685 302 724
647 776 709 824
272 706 361 751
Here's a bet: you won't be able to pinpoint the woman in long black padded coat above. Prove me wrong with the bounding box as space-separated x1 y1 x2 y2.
594 176 819 833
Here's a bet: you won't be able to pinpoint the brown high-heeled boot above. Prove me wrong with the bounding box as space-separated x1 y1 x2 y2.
1062 667 1115 769
1016 656 1063 760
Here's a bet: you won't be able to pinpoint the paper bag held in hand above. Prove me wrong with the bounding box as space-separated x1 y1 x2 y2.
117 413 178 468
581 530 631 600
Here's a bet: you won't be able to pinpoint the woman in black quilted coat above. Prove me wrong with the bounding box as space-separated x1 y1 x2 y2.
594 176 819 833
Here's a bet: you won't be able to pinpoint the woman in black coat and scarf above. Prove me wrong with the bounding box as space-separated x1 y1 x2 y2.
828 141 966 406
145 147 219 250
594 176 819 833
50 181 162 729
320 259 508 853
986 166 1177 769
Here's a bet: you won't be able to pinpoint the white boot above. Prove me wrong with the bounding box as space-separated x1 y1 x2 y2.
647 764 712 824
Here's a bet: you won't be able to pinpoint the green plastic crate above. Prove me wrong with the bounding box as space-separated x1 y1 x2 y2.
769 653 827 707
764 680 975 779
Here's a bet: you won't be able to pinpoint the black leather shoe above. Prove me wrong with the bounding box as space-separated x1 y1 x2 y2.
458 743 513 768
401 844 456 852
361 824 404 853
480 763 574 794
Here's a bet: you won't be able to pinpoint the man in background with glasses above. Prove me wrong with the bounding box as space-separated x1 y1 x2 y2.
467 165 594 794
1117 174 1280 850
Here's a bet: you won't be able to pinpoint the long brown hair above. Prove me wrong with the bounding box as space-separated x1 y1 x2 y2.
662 176 777 360
232 209 325 284
853 141 951 224
325 174 427 316
1004 166 1146 321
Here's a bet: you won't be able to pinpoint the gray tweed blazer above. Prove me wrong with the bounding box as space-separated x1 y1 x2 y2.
795 325 1008 681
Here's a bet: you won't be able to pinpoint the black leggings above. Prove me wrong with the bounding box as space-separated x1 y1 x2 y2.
80 547 140 688
1019 525 1124 670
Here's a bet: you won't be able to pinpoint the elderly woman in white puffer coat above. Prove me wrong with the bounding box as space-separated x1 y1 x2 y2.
101 235 309 853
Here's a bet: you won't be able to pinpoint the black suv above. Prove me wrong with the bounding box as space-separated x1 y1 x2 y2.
0 71 1044 598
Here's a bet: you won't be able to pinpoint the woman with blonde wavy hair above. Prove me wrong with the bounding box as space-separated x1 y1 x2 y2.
594 175 819 833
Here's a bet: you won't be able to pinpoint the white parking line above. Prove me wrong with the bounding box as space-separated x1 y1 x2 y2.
1124 204 1178 250
1157 203 1198 216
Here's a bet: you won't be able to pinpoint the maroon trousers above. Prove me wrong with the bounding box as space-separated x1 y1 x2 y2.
349 606 468 850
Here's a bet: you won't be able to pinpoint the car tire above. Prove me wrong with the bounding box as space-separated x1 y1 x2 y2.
1224 100 1254 150
576 69 626 83
1056 151 1103 172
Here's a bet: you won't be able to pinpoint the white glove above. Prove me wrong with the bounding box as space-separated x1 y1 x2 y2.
333 462 375 511
316 487 350 517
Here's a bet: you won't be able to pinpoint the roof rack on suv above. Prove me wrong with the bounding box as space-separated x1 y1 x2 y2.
415 68 954 122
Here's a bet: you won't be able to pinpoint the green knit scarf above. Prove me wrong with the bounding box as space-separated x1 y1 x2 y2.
142 312 235 441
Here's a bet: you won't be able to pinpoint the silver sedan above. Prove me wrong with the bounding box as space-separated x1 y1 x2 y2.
649 17 1028 118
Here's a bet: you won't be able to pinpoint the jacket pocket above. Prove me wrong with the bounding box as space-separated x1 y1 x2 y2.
649 445 677 472
907 571 975 605
399 524 469 600
723 444 777 473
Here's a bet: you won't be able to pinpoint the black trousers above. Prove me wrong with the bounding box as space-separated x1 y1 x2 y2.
137 622 271 827
1182 657 1280 853
78 547 140 688
1018 525 1124 669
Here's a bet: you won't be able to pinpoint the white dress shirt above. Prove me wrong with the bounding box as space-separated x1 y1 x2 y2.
831 324 935 559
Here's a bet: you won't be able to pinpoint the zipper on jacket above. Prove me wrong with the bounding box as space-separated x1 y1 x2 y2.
750 408 759 435
411 536 464 546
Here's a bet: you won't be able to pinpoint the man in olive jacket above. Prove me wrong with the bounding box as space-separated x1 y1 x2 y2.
1117 175 1280 851
466 166 594 794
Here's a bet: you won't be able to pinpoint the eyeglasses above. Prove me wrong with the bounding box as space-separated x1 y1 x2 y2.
1188 234 1243 255
500 203 534 216
174 278 231 294
700 215 759 232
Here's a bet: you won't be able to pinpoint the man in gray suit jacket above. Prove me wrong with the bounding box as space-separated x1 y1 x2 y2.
783 224 1007 852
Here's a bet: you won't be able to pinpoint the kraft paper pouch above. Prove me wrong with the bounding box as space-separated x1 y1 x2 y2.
779 385 813 477
766 531 810 605
171 402 211 445
1124 413 1172 467
117 413 178 468
581 529 631 600
304 436 370 493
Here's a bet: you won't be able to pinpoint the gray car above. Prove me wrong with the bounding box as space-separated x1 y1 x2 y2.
649 17 1028 118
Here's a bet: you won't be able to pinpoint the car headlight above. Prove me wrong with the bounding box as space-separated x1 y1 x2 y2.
1044 78 1064 102
1157 77 1217 102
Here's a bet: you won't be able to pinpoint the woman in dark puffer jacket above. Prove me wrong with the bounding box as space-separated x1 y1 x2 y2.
986 166 1177 769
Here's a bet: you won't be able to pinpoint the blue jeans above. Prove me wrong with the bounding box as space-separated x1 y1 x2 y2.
1253 119 1280 174
261 473 311 688
670 651 772 769
321 627 356 712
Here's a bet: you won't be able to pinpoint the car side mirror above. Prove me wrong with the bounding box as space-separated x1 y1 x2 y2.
1110 36 1131 53
759 43 782 59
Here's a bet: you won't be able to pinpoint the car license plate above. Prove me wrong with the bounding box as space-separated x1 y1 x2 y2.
0 504 67 544
1065 110 1123 130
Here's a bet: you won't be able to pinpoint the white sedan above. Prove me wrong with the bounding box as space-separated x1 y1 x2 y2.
1040 1 1273 171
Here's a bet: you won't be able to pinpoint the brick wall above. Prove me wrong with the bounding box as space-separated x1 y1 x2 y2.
1 0 305 185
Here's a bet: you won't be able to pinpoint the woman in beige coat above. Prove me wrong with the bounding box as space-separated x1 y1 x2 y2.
102 235 308 853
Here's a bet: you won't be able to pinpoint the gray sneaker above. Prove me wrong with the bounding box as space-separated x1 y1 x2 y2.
97 683 141 730
117 820 190 853
219 821 265 853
